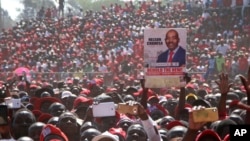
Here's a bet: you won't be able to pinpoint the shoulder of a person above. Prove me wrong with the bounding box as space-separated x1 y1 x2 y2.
178 46 186 51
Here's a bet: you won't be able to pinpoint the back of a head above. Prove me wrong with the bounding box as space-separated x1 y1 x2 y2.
215 119 237 139
80 121 99 133
80 128 101 141
166 125 187 141
195 129 221 141
28 122 46 141
17 136 34 141
95 93 114 103
196 89 208 99
126 123 147 141
48 102 66 116
229 114 244 125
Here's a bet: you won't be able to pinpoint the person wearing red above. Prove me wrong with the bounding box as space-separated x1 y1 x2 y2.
238 54 248 76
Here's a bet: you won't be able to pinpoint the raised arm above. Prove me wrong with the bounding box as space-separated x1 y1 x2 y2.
215 73 233 119
140 79 148 109
239 66 250 124
175 73 191 120
182 106 208 141
127 101 162 141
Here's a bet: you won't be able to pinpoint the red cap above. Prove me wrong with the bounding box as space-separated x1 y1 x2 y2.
73 96 93 109
32 110 42 119
195 129 221 141
30 84 38 89
147 95 159 102
166 120 185 130
38 113 53 123
109 127 126 139
34 97 62 111
133 89 155 97
95 78 103 86
80 88 90 95
164 94 173 100
40 124 68 141
106 87 118 93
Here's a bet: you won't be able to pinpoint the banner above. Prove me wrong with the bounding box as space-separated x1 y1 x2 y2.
143 28 187 88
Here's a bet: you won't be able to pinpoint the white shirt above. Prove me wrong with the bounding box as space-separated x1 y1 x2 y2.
141 116 162 141
98 65 108 72
216 43 230 56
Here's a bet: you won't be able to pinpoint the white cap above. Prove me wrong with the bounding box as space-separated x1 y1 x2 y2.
92 131 119 141
61 91 73 99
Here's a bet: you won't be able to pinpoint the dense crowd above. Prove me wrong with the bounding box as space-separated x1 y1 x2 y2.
0 0 249 141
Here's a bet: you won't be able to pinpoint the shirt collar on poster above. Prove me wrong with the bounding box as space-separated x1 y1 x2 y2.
168 46 180 55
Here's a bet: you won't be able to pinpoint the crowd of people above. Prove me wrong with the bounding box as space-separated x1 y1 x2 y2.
0 0 249 140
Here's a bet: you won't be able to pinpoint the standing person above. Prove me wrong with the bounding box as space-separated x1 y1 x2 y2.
156 29 186 67
57 0 65 18
204 53 216 80
215 53 225 74
215 39 230 56
231 56 239 78
238 54 248 76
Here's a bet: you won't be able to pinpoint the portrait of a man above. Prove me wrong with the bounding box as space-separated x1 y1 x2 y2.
156 29 186 67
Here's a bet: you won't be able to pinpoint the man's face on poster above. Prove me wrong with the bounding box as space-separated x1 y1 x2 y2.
165 30 180 51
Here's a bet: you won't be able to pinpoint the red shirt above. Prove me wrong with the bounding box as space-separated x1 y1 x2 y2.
238 57 248 71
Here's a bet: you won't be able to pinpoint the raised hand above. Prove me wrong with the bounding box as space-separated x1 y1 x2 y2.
239 67 250 98
215 73 233 119
215 73 233 95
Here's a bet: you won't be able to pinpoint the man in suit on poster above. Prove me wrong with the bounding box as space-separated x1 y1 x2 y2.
156 29 186 67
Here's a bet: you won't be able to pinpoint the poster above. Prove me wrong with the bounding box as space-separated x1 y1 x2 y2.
144 28 187 88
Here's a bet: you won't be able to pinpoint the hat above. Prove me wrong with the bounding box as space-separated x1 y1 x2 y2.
147 95 159 102
215 119 237 139
166 125 187 140
38 113 53 123
133 88 155 97
35 88 54 98
109 127 126 140
32 110 42 120
185 93 198 101
80 88 90 95
164 94 173 100
40 124 68 141
34 97 62 111
227 92 239 101
30 84 39 89
92 131 119 141
192 99 211 108
166 120 187 130
195 129 221 141
73 96 93 109
106 87 118 93
61 91 73 99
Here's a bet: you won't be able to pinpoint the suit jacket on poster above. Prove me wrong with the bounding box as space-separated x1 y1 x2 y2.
156 46 186 67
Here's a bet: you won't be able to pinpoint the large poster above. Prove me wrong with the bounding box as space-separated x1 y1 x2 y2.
144 28 187 88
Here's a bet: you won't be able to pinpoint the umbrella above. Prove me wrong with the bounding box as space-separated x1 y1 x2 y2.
14 67 30 76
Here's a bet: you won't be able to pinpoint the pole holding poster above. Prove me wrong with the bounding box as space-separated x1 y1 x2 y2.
143 28 187 88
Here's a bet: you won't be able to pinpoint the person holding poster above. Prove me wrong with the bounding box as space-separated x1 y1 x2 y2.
156 29 186 67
